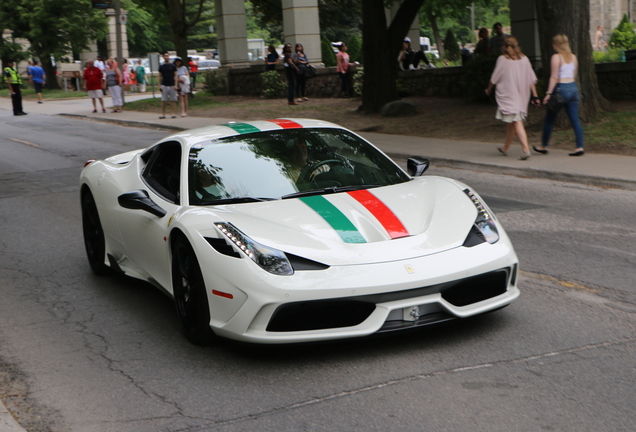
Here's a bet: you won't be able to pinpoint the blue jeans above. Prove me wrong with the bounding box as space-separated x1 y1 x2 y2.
542 82 584 149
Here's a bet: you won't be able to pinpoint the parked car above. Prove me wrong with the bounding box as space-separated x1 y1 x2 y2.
80 119 520 345
197 59 221 71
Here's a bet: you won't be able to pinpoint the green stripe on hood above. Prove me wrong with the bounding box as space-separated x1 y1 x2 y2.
300 195 366 244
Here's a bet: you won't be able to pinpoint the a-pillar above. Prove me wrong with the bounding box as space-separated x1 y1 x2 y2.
215 0 250 66
510 0 541 65
282 0 321 63
386 4 421 51
105 9 129 59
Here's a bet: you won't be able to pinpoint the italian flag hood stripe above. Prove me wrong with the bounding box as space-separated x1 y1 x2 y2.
300 191 409 243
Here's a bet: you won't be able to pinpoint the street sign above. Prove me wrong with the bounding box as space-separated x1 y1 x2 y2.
91 0 110 9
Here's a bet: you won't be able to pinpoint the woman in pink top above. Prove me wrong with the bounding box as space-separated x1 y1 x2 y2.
336 43 350 97
486 36 540 160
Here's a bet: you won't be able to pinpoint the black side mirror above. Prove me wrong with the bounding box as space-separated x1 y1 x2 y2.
407 157 430 176
118 190 167 218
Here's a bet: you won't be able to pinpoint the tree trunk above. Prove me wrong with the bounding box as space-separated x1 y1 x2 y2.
360 0 425 113
535 0 612 122
428 12 444 59
360 0 397 113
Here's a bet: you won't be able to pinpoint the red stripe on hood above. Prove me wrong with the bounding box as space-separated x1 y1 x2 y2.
347 189 409 239
266 119 303 129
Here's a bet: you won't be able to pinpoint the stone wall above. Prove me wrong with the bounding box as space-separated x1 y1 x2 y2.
227 64 358 99
222 61 636 101
595 60 636 99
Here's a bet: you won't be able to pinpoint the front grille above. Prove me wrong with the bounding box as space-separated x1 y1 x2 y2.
441 270 508 307
266 268 510 333
267 300 376 332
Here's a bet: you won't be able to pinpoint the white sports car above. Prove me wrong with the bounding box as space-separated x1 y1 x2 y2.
80 119 519 344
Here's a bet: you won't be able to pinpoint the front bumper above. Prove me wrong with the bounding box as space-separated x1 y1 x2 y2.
200 238 519 344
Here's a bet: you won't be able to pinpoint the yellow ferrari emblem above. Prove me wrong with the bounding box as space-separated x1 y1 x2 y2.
405 265 415 274
167 214 175 227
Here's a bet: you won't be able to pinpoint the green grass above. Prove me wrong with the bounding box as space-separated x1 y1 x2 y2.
552 110 636 150
124 92 227 110
0 87 88 99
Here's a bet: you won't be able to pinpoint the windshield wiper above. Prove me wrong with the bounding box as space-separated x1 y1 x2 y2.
203 197 277 205
281 185 381 200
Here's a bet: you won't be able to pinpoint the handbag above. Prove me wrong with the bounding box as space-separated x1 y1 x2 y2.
305 64 317 79
547 91 564 112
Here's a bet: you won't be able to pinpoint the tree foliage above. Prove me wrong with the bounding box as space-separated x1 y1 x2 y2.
347 34 362 64
321 36 336 67
608 14 636 50
0 0 107 89
443 28 460 60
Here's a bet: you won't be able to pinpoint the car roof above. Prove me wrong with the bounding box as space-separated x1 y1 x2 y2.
161 118 344 147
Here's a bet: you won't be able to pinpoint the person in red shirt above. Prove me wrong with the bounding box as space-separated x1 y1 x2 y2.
84 60 105 113
188 57 198 90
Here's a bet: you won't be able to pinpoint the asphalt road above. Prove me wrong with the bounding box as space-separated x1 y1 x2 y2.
0 113 634 432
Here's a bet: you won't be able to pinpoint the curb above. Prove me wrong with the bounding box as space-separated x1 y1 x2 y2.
0 401 27 432
62 113 636 192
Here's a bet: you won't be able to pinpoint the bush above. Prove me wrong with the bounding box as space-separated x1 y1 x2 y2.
609 14 636 50
260 70 286 98
460 53 498 102
353 67 363 96
321 37 337 67
202 69 228 96
443 29 461 61
593 48 623 63
347 35 362 64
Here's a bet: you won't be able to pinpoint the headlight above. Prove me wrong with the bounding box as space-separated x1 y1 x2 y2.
215 222 294 275
463 189 499 244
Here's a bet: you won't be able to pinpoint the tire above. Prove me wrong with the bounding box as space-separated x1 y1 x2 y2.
172 234 216 345
81 189 110 275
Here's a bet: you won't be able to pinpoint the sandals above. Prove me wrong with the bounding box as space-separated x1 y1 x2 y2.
519 151 531 160
497 146 508 156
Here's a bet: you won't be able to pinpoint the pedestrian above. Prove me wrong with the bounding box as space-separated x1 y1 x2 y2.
293 43 309 102
135 60 146 93
283 43 298 105
265 44 279 71
3 59 27 116
336 43 350 97
129 67 137 92
122 59 130 93
489 22 508 54
158 52 178 118
94 56 107 95
104 59 123 113
29 60 46 104
174 58 190 117
534 34 585 157
188 57 198 90
398 37 430 70
485 35 540 160
474 27 491 56
594 25 607 52
84 60 105 113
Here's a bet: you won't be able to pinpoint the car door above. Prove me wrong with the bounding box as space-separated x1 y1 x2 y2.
117 141 184 291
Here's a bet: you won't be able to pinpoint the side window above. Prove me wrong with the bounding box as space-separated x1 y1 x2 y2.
141 141 182 204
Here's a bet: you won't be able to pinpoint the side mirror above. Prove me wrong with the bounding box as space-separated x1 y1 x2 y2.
118 190 167 218
407 157 430 176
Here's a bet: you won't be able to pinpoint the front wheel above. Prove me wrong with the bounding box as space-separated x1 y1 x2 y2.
81 189 110 275
172 234 216 345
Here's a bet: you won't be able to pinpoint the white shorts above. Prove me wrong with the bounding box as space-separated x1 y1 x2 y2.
161 85 178 102
496 109 526 123
179 82 190 94
87 90 103 99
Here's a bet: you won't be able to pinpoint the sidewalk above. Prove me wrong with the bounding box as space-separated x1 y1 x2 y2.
3 94 636 191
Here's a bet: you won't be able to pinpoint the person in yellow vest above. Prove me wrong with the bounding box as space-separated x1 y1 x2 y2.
4 60 27 116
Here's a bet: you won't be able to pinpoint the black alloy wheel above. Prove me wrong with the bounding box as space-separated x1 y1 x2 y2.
81 189 110 275
172 234 216 345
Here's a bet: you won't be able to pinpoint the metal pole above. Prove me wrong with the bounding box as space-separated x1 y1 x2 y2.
114 0 125 105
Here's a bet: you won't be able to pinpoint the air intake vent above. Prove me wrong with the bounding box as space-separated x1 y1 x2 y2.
205 237 241 258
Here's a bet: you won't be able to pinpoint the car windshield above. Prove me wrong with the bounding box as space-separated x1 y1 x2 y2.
188 128 410 206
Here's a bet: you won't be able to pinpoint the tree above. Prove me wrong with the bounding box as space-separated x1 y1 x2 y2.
137 0 208 61
321 36 336 67
0 0 107 89
360 0 425 113
443 28 460 60
347 34 362 63
535 0 612 121
123 0 166 56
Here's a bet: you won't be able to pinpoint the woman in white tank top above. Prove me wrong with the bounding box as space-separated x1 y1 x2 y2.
534 34 585 156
